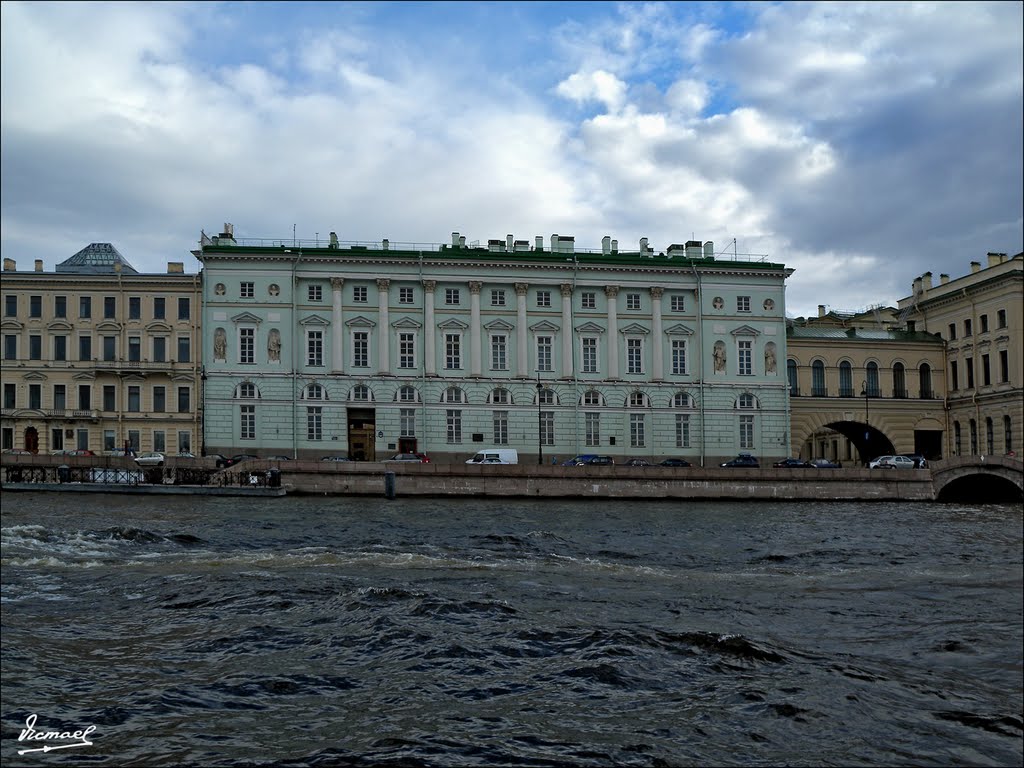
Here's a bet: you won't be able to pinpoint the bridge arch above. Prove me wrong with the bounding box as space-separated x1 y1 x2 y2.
794 416 894 465
931 457 1023 503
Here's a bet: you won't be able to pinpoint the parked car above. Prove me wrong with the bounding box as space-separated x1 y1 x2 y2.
384 453 430 463
869 455 915 469
466 448 519 465
2 448 33 455
208 453 230 468
658 458 692 467
265 455 292 461
773 457 812 468
809 458 841 469
52 449 96 457
720 453 759 468
321 455 351 462
177 451 197 459
133 452 166 467
224 453 261 468
622 458 652 467
562 454 614 466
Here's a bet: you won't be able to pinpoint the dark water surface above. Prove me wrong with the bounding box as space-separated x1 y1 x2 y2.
1 493 1021 767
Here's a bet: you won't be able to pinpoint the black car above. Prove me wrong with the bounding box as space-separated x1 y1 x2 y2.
224 453 260 468
720 454 760 468
773 457 811 468
573 455 615 466
809 458 841 469
659 458 692 467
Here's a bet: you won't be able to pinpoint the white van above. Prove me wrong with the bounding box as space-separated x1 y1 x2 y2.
466 448 519 465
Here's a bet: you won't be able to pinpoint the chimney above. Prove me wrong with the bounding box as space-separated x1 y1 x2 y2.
167 262 184 273
602 236 611 255
703 242 714 258
551 234 559 252
329 232 339 249
382 239 389 250
459 236 466 248
913 277 922 295
987 252 1005 267
818 304 827 317
639 237 649 253
452 232 460 247
610 239 618 253
506 234 513 252
3 258 15 271
34 259 43 272
940 273 950 285
535 236 543 251
922 272 932 290
970 261 981 273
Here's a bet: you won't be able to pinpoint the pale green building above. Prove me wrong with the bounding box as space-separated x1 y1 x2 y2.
195 227 793 465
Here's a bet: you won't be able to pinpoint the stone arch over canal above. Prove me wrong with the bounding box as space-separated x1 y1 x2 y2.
931 456 1024 503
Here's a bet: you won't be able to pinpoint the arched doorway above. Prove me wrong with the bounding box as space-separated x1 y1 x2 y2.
811 420 894 466
24 426 39 454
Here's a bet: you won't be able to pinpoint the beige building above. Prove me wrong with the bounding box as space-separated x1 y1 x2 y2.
898 252 1023 458
1 245 203 455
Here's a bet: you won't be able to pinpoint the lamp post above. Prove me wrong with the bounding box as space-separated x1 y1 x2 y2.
860 380 870 461
536 372 544 465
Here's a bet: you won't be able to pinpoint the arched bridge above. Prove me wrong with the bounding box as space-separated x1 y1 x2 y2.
930 456 1024 503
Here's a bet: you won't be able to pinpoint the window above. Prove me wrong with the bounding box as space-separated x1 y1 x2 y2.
966 357 974 389
238 328 254 364
28 384 41 410
177 337 190 363
787 360 799 395
129 297 141 320
490 334 507 371
1004 415 1013 453
238 383 256 399
626 293 640 311
585 412 601 447
51 429 63 452
306 384 324 400
178 431 191 454
399 287 414 304
582 337 598 374
104 296 116 319
128 337 141 362
76 429 90 450
446 410 462 443
537 336 553 372
630 413 646 447
77 385 91 410
79 296 91 319
491 388 510 405
536 290 551 308
398 385 419 403
445 288 460 305
103 385 116 412
997 309 1007 329
307 407 323 440
78 335 92 361
400 408 417 438
493 411 508 445
581 292 596 310
53 385 65 411
153 386 166 412
969 419 978 454
947 322 956 340
737 393 756 410
353 285 368 302
3 295 15 316
893 363 907 398
29 335 41 360
980 314 989 334
126 430 140 452
986 417 994 454
670 295 685 312
964 318 972 337
739 415 754 449
866 362 880 397
671 340 687 375
675 414 691 448
1000 350 1009 383
128 386 141 413
540 411 554 447
178 297 190 320
919 363 933 399
241 282 254 298
3 383 14 409
954 421 962 455
950 360 959 390
175 386 190 413
737 340 753 376
307 330 323 367
839 361 853 397
737 296 751 312
399 332 416 369
444 387 465 404
353 332 369 367
351 385 371 402
982 354 991 387
240 405 256 440
308 284 323 302
153 297 165 320
153 337 166 363
54 296 66 318
53 335 66 361
30 295 42 318
582 391 602 407
627 338 643 374
103 336 116 362
490 289 505 307
445 333 462 370
153 431 166 453
538 388 555 406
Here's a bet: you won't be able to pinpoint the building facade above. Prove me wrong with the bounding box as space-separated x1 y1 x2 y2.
196 228 793 465
898 253 1023 458
1 245 203 455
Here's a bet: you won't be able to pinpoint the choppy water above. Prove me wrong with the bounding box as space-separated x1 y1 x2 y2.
1 493 1021 767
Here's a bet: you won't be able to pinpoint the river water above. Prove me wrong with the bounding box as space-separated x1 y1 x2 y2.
1 493 1021 767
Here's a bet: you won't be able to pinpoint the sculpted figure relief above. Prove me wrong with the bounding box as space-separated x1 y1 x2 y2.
713 341 726 373
268 328 281 362
764 342 777 374
213 328 227 361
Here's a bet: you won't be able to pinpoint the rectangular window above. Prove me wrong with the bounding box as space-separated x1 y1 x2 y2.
178 297 190 320
585 413 600 447
738 340 753 375
239 328 254 364
103 385 116 412
53 385 65 411
740 414 754 449
29 335 41 360
30 295 42 318
78 335 92 361
153 337 166 363
540 411 554 447
536 290 551 308
446 409 462 443
3 334 15 360
53 335 66 361
1 427 12 450
1000 350 1009 383
308 284 323 302
241 282 254 298
129 297 141 320
54 296 66 318
102 336 116 361
399 332 416 369
490 289 506 307
153 297 165 319
353 332 369 367
127 430 140 452
307 407 322 440
177 386 190 413
127 386 141 412
445 333 461 370
997 309 1007 329
3 383 15 409
947 322 956 340
28 384 41 410
4 295 16 316
670 295 685 312
153 431 166 452
490 334 507 371
630 413 645 447
582 337 598 373
980 314 989 334
128 336 141 362
737 296 751 312
490 411 508 445
51 429 64 452
964 318 972 337
153 386 166 412
982 354 991 386
104 296 116 319
966 357 974 389
626 293 641 311
76 428 90 451
675 414 691 448
950 360 959 390
78 385 91 411
307 330 323 367
177 431 191 453
400 408 416 438
79 296 91 319
353 285 368 302
671 339 687 375
627 338 643 374
445 288 460 305
240 405 256 440
536 336 552 372
399 287 414 304
581 292 596 310
177 337 190 363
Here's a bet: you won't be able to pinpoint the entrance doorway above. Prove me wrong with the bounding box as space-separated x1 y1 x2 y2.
398 437 418 453
347 408 376 462
24 426 39 453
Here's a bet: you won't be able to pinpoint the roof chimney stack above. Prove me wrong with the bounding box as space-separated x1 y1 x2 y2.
34 259 43 272
922 272 932 290
167 262 184 273
940 273 950 285
3 258 15 271
987 252 1006 267
970 261 981 273
818 304 827 317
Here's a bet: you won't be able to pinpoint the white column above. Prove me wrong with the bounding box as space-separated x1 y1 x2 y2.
560 283 573 379
651 286 664 381
515 282 529 377
376 279 391 375
331 277 344 373
605 285 619 379
469 281 482 377
423 280 437 376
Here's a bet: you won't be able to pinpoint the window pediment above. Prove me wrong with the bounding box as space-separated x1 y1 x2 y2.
619 322 650 335
145 321 173 333
438 318 469 331
96 320 122 332
299 314 330 327
231 311 263 325
483 319 515 332
730 324 761 337
71 371 96 381
529 320 560 333
46 320 74 332
1 319 25 331
345 315 377 329
574 321 605 334
22 371 48 381
664 323 694 336
170 373 195 383
392 317 423 330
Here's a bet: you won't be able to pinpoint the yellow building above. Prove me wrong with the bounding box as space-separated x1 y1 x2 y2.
1 245 202 455
898 253 1023 458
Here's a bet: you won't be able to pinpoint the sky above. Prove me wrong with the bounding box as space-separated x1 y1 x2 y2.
1 1 1021 318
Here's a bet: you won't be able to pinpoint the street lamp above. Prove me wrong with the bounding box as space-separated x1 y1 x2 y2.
860 380 870 460
536 372 544 465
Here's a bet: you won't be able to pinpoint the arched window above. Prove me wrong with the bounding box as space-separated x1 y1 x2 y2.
673 392 694 409
490 388 511 405
919 363 933 399
350 385 372 402
396 385 420 403
581 391 604 407
954 421 962 456
235 382 259 399
443 386 466 404
305 383 325 400
892 362 906 399
812 360 826 397
985 417 994 454
628 391 650 408
787 359 799 396
537 387 556 406
839 361 853 397
866 362 880 397
737 393 758 409
969 419 978 454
